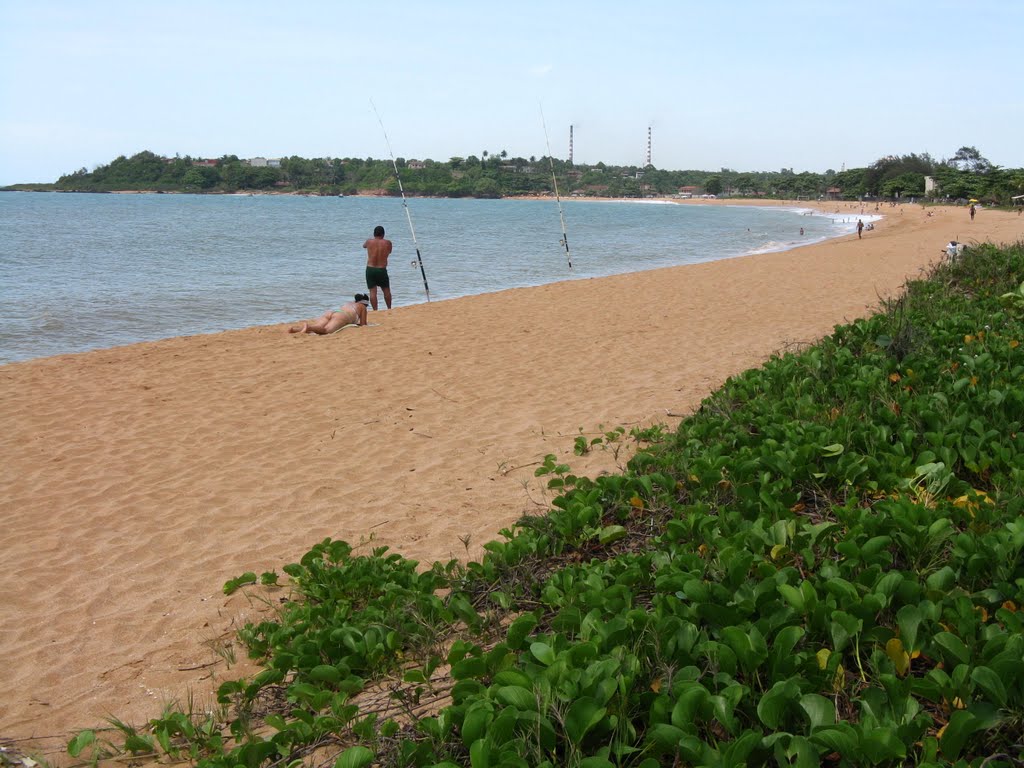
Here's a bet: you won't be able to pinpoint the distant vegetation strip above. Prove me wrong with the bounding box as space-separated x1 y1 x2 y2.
5 145 1023 203
68 242 1024 767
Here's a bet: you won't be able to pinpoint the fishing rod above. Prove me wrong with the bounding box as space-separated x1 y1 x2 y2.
540 104 573 270
370 100 431 302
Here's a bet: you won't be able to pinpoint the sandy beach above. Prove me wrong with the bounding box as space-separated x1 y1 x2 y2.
2 200 1022 757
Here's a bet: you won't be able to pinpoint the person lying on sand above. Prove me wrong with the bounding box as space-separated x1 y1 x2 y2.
289 294 369 334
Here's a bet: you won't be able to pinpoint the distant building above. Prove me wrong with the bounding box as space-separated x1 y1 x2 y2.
924 176 936 195
406 160 426 170
192 159 218 167
245 157 282 168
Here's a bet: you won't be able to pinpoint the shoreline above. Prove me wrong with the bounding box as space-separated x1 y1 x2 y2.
2 197 879 368
2 202 1022 757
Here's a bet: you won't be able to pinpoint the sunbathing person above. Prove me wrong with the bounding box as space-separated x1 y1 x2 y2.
289 294 369 334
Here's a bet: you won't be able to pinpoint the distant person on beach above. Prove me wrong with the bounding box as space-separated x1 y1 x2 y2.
363 225 393 311
289 294 369 334
857 219 864 239
969 204 976 221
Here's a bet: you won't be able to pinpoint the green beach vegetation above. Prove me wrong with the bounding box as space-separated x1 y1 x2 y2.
5 146 1023 204
66 241 1024 766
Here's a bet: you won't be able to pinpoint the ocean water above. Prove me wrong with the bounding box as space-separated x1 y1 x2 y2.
0 192 870 364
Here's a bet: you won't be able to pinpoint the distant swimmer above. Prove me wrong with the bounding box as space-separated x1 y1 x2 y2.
363 225 393 310
289 294 369 334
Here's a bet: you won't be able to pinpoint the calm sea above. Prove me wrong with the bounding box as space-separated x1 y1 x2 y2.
0 192 867 365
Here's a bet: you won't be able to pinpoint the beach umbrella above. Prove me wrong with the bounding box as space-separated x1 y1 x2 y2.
969 198 979 203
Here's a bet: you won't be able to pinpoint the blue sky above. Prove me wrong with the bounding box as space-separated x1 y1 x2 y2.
1 0 1020 186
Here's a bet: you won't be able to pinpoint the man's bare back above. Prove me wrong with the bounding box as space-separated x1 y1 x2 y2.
363 235 392 267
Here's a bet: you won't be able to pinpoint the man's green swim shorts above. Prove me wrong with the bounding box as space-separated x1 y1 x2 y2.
366 266 390 290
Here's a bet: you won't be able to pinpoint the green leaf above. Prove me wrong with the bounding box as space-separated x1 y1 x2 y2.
829 617 852 653
926 566 956 592
939 710 982 760
821 443 845 457
710 694 739 736
334 746 374 768
646 723 687 751
506 614 537 649
861 726 906 764
451 656 487 680
933 632 971 667
671 685 710 729
970 665 1007 708
799 693 836 731
598 524 627 545
809 724 858 755
450 594 480 627
309 664 341 684
123 733 155 754
757 679 800 729
564 697 607 745
461 706 492 747
530 641 556 666
495 685 537 711
223 572 257 595
469 737 491 768
68 730 95 757
896 604 923 651
722 625 767 672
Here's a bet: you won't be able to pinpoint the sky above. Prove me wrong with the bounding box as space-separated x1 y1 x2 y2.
1 0 1021 186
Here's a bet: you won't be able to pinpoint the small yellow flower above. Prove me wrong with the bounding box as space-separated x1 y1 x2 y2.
964 334 975 343
889 372 902 383
1010 340 1020 349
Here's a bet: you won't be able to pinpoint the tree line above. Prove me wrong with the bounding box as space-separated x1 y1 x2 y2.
22 146 1024 203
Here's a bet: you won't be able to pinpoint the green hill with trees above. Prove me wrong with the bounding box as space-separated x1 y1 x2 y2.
4 146 1023 204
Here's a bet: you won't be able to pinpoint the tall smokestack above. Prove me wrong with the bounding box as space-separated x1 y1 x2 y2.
646 126 652 167
569 124 574 164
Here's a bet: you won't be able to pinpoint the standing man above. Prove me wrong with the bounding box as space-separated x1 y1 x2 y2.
969 203 976 221
363 225 393 310
856 219 864 239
